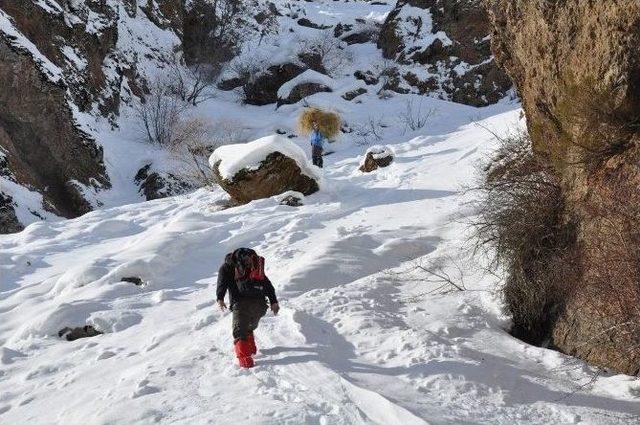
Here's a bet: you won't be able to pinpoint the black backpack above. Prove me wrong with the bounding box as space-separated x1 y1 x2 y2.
230 248 266 298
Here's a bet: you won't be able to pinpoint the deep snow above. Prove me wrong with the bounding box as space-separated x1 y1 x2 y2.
1 104 639 424
1 1 639 424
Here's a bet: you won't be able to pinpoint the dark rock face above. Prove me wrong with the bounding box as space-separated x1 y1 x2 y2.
134 164 192 201
277 83 332 107
488 0 640 375
342 88 367 101
0 37 109 222
378 0 511 106
212 152 319 204
58 325 102 341
0 193 23 234
243 63 306 105
359 150 394 173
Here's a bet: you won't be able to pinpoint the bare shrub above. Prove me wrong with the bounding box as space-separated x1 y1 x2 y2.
168 118 247 187
352 116 385 146
472 130 580 344
135 79 186 146
297 31 353 76
398 99 436 133
167 54 217 106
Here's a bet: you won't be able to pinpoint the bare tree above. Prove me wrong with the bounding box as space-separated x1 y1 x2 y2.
352 116 385 146
135 79 186 146
167 54 217 106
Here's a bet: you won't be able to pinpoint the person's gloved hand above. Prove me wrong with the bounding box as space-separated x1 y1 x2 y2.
217 300 227 311
271 302 280 315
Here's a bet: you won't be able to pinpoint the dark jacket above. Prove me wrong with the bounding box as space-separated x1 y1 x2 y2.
216 262 278 309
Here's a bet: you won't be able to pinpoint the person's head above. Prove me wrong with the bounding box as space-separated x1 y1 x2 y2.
312 121 318 130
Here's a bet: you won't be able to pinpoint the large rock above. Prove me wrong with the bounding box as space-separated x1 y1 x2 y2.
210 135 320 204
488 0 640 375
378 0 511 106
0 36 109 222
0 193 23 234
359 146 394 173
276 70 335 106
243 63 306 105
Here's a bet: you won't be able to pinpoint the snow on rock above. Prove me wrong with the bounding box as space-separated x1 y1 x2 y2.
210 135 321 204
277 70 336 105
360 145 394 172
210 135 320 182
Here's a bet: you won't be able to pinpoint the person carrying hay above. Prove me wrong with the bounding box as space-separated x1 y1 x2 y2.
310 121 326 168
298 107 341 168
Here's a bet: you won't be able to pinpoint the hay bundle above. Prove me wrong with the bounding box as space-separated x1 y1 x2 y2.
298 107 341 140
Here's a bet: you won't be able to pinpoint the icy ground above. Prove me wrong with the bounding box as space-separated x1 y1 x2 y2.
2 104 640 424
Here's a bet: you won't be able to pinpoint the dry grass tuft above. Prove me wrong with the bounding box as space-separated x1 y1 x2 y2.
298 107 342 139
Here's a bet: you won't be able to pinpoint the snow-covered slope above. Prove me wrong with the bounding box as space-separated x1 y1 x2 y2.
2 100 639 424
1 0 513 233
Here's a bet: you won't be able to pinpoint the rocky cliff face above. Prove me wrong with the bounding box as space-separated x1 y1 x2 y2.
379 0 511 106
0 0 185 232
487 0 640 375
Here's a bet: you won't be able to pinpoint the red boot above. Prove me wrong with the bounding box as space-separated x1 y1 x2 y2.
247 333 257 355
234 339 254 368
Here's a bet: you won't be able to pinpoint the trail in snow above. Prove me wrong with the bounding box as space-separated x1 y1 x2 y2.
1 105 639 424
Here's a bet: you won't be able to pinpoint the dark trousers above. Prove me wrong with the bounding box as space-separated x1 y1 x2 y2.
312 145 323 168
232 299 268 342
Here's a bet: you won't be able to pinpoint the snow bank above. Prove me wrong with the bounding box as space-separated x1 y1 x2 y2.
277 70 336 100
209 135 320 181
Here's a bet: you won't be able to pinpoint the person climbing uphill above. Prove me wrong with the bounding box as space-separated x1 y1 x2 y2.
217 248 279 368
310 121 326 168
298 107 341 168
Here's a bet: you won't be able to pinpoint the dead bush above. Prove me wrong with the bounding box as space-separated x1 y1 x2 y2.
397 99 436 133
168 118 247 187
167 54 217 106
473 130 580 344
135 79 186 146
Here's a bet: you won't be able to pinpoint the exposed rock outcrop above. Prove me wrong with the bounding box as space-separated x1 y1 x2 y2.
277 83 332 107
359 146 394 172
243 63 306 105
0 35 109 220
58 325 102 342
0 193 23 234
379 0 511 106
488 0 640 375
212 152 319 204
134 164 192 201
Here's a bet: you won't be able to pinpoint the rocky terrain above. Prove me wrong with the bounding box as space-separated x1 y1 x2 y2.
0 0 511 234
488 0 640 375
379 0 511 105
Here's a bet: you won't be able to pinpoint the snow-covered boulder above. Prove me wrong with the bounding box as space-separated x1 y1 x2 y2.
359 145 394 173
277 70 335 107
209 135 320 204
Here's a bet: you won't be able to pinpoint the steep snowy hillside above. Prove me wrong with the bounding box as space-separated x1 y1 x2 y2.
0 0 511 233
1 99 639 423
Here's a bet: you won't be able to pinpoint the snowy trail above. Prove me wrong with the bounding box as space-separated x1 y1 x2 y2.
2 108 640 424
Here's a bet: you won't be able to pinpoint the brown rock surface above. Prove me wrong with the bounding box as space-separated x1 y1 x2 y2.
379 0 511 106
488 0 640 375
0 37 109 221
359 150 394 173
212 152 319 204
